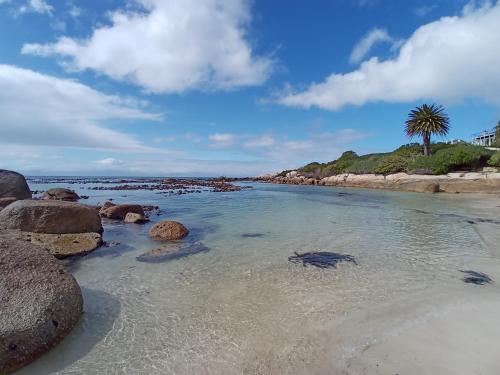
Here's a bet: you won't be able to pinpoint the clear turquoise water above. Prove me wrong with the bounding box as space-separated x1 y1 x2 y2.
17 180 500 374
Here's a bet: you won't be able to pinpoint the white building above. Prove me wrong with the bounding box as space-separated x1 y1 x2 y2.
472 122 498 147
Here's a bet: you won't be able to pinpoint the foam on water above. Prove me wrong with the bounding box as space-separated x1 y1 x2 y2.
18 180 500 374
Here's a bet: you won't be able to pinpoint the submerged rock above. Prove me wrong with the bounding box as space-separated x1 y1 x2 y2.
0 200 102 234
0 170 31 200
288 251 358 269
41 188 80 202
99 203 144 220
0 237 83 373
136 242 209 263
149 221 189 240
460 270 492 285
124 212 149 224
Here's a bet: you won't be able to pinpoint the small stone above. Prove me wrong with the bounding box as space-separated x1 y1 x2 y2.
124 212 149 224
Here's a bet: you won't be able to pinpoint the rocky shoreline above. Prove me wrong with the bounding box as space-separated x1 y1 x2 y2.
257 170 500 194
0 169 221 373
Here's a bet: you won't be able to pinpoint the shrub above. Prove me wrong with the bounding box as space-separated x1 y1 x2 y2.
299 162 323 177
344 155 386 174
488 152 500 167
409 144 493 174
373 155 409 175
392 143 422 157
329 151 359 175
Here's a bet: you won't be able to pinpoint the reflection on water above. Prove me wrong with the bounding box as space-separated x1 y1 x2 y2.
17 180 500 374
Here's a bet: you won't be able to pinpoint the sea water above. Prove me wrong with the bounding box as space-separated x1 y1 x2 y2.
17 179 500 374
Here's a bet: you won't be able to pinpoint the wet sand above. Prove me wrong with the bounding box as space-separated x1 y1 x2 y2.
342 197 500 375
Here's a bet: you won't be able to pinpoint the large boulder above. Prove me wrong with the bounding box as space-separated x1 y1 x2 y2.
0 170 31 200
0 237 83 373
0 198 16 211
99 203 144 220
0 200 102 234
149 221 189 240
41 188 80 202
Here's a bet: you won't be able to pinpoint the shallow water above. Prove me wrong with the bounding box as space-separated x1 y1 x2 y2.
18 179 500 374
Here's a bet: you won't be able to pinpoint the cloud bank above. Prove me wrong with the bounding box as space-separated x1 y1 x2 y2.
0 64 161 151
22 0 274 93
278 2 500 110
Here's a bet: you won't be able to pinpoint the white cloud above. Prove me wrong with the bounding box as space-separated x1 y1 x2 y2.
0 64 162 152
278 2 500 110
19 0 53 15
22 0 274 93
96 158 122 165
244 135 275 148
349 28 393 64
209 133 237 148
414 4 438 17
68 3 81 18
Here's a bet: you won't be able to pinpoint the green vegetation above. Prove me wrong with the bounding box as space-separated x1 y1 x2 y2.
488 152 500 167
405 104 450 156
495 124 500 148
282 105 498 178
287 143 495 177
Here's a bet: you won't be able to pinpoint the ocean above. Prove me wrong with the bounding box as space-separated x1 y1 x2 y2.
18 178 500 374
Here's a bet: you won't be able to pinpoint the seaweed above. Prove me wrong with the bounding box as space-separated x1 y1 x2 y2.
460 270 492 285
288 251 357 269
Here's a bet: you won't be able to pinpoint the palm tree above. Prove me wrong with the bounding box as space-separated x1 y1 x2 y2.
405 104 450 157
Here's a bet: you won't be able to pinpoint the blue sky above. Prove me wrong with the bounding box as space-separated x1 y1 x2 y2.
1 0 499 176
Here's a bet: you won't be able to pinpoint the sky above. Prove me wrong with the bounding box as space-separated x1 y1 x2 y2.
1 0 499 176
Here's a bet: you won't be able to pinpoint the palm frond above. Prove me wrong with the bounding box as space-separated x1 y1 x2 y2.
405 104 450 139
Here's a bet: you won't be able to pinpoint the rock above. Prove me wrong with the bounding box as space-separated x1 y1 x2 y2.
99 204 144 220
1 230 102 258
0 237 83 373
41 188 80 202
149 221 189 240
100 201 115 211
124 212 149 224
136 242 209 263
0 170 31 200
27 232 102 258
0 197 17 211
136 243 182 262
0 200 102 234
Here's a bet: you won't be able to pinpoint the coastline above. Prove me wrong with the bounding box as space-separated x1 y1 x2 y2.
258 170 500 194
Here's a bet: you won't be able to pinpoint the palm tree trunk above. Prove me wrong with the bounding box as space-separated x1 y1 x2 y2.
423 132 431 157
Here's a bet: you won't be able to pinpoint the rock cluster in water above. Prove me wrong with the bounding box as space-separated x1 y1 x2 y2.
88 178 249 195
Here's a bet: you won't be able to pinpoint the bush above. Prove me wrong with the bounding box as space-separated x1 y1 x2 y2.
488 152 500 167
344 155 386 174
299 162 323 177
409 144 493 174
373 155 409 175
329 151 359 175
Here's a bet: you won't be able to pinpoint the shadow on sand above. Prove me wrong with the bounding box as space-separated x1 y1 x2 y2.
17 288 121 375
